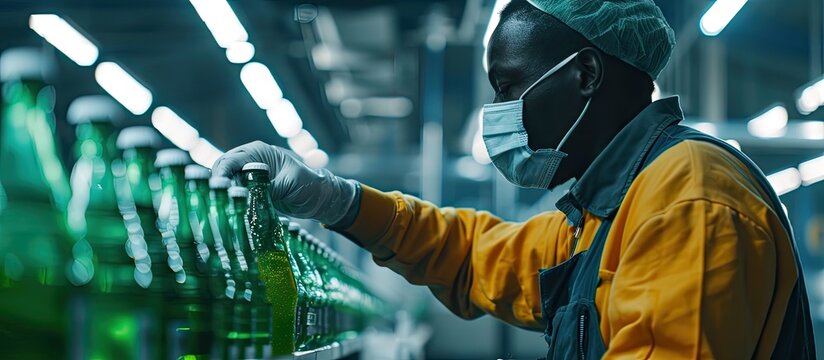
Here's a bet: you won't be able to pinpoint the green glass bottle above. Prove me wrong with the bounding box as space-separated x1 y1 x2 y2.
115 125 172 355
66 95 163 359
280 219 309 350
291 225 328 349
227 186 254 358
242 162 297 356
207 176 237 358
155 149 211 359
0 47 71 358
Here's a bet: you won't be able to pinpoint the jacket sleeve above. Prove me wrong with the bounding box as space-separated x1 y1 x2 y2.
337 185 573 330
604 198 789 359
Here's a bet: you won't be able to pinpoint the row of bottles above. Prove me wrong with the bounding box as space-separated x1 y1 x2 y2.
0 47 389 359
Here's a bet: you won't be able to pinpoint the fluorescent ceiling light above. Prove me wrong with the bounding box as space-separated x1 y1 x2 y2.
747 105 788 138
799 121 824 140
302 149 329 169
287 130 318 157
799 155 824 186
240 62 283 110
189 0 248 48
226 41 255 64
725 139 741 150
266 99 303 138
29 14 98 66
767 167 801 196
797 78 824 115
151 107 200 150
189 138 224 169
690 122 718 137
95 62 152 115
700 0 748 36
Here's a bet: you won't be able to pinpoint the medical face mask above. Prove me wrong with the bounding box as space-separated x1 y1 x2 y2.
482 52 592 189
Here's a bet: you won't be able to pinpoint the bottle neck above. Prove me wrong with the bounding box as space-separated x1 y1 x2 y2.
72 121 119 210
210 189 231 251
0 79 70 205
229 196 251 258
243 169 283 253
121 147 156 208
159 165 192 241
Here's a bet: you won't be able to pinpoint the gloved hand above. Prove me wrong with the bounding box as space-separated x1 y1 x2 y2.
211 141 359 226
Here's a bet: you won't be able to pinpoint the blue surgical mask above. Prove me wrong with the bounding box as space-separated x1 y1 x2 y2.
482 52 591 189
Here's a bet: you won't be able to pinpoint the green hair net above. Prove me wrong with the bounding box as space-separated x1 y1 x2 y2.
526 0 675 79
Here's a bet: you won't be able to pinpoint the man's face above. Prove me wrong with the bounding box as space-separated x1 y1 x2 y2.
486 18 585 152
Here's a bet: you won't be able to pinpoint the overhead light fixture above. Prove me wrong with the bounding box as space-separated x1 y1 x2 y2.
29 14 98 67
767 167 801 196
240 62 283 110
189 0 248 48
799 155 824 186
690 122 718 137
266 99 303 138
797 78 824 115
799 121 824 140
699 0 748 36
189 138 224 169
225 41 255 64
725 139 741 150
287 130 318 157
302 149 329 169
95 62 152 115
151 107 200 150
747 105 788 138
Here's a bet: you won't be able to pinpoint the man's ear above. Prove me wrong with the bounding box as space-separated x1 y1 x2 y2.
576 47 604 98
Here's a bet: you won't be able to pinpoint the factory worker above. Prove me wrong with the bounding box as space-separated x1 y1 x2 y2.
213 0 815 357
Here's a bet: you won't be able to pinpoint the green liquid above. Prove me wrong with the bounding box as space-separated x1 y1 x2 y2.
256 249 298 355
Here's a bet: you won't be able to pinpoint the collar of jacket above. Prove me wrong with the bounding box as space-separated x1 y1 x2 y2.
555 96 684 225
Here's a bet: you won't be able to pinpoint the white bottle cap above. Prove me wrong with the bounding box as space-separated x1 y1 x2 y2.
228 186 249 198
154 149 191 168
184 165 211 180
116 126 161 150
288 222 301 232
241 162 269 172
67 95 123 124
209 176 232 189
0 47 52 82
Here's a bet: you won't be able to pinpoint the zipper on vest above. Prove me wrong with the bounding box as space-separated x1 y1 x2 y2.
577 312 587 360
570 224 583 257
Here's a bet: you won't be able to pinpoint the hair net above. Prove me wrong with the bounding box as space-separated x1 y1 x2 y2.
526 0 675 79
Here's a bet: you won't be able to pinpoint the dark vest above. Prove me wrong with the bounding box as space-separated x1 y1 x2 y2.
538 125 816 359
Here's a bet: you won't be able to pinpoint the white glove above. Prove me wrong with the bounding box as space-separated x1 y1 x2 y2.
211 141 358 226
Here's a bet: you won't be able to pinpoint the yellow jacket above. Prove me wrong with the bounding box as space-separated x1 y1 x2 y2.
337 98 805 358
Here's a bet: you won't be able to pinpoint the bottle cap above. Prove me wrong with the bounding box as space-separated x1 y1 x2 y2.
209 176 232 189
288 222 301 232
117 126 161 150
0 47 52 82
154 149 191 168
241 162 269 172
67 95 123 124
184 165 211 180
228 186 249 198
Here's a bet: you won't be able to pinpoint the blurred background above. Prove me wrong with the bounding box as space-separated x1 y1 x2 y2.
1 0 823 358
